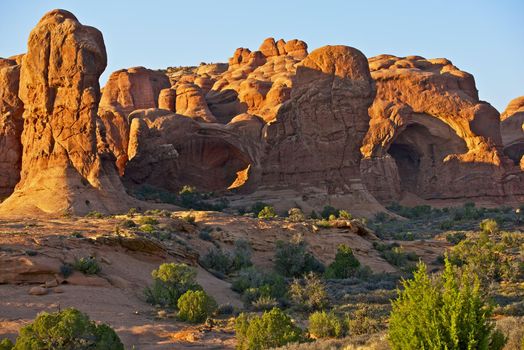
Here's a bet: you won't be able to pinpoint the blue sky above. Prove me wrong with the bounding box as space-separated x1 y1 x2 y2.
0 0 522 111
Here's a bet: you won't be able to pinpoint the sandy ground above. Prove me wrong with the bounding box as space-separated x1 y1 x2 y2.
0 212 448 349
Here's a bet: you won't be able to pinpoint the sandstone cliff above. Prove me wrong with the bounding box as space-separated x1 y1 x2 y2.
501 96 524 169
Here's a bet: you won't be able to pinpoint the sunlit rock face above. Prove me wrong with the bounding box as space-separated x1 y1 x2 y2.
501 96 524 170
0 9 135 215
360 55 524 202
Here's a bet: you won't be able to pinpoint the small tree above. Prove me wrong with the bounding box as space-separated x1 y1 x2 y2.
144 263 201 308
258 206 277 219
480 219 499 235
388 259 506 350
235 308 303 350
308 311 345 338
177 290 217 323
324 244 360 279
0 339 13 350
12 308 123 350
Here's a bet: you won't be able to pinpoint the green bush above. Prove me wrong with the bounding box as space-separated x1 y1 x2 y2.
338 210 352 220
136 216 159 225
308 311 345 338
274 238 324 277
289 272 328 311
11 308 122 350
85 211 104 219
232 267 287 308
251 295 279 311
324 244 360 279
445 232 466 244
144 263 201 308
258 206 277 219
480 218 499 234
177 290 217 323
388 259 506 350
73 257 101 275
288 208 306 222
321 206 338 219
235 308 303 350
0 339 13 350
200 240 252 275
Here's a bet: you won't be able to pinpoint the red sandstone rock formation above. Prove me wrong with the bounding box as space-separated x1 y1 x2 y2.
501 96 524 169
360 55 523 202
0 9 134 215
98 67 170 174
124 109 262 192
0 58 24 198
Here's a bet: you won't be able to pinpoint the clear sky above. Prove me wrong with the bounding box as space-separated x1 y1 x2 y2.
0 0 522 112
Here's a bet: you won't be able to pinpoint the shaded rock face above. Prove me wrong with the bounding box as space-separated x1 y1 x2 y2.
0 58 24 198
259 45 376 193
361 55 523 202
124 109 262 192
0 9 133 215
501 96 524 169
98 67 170 174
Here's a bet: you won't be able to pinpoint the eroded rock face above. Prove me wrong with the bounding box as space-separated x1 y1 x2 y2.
0 9 133 215
206 37 307 123
124 109 261 192
501 96 524 169
259 45 376 192
98 67 170 174
0 58 24 198
361 55 523 202
175 83 217 122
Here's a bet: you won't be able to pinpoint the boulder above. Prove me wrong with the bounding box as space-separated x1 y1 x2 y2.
0 9 135 216
0 58 24 198
175 83 217 122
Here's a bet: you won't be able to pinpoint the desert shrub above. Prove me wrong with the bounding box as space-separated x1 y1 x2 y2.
373 242 417 268
235 308 303 350
198 228 212 241
181 211 196 224
308 311 345 338
201 240 252 275
177 290 217 323
12 308 123 350
480 218 499 234
346 306 380 336
136 216 158 225
120 219 136 228
321 206 338 219
233 267 287 307
338 210 352 220
139 224 156 233
449 231 522 284
388 259 506 350
73 257 101 275
251 202 269 215
144 263 201 308
274 238 324 277
445 231 467 244
232 239 253 271
288 208 306 222
216 303 234 315
258 206 277 219
324 244 360 279
0 339 13 350
252 295 279 311
315 219 331 228
60 263 73 278
289 272 328 311
85 211 104 219
200 247 233 274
